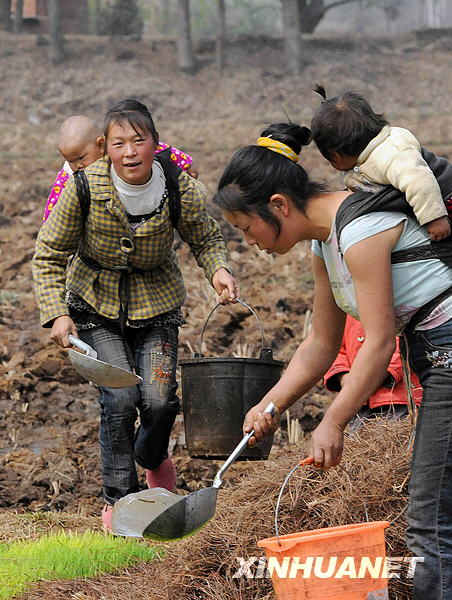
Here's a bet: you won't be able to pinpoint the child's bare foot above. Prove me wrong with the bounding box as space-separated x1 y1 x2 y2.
427 216 451 241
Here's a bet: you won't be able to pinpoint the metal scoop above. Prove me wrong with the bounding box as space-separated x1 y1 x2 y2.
111 402 277 540
67 334 143 388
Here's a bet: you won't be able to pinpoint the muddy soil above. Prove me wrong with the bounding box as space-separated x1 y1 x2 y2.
0 30 450 519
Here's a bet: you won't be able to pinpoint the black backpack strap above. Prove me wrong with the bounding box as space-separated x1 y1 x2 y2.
420 147 452 199
335 187 411 246
391 240 452 269
73 169 91 224
154 148 182 228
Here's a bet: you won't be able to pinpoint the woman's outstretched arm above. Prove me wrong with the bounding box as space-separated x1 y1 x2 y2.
243 254 346 444
310 222 403 468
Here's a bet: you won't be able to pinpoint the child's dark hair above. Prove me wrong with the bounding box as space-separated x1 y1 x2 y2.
311 86 388 160
104 98 159 144
213 122 326 236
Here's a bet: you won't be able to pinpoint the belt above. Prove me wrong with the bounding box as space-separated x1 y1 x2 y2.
79 254 146 275
79 254 150 331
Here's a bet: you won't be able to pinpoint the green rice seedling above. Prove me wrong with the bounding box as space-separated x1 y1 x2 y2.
0 530 162 599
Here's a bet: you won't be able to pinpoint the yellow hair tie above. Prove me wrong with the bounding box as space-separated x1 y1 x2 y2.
256 136 299 163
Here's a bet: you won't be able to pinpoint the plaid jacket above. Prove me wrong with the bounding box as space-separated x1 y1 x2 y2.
33 156 229 327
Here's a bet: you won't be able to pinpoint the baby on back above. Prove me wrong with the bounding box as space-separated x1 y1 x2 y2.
310 87 450 241
44 115 196 222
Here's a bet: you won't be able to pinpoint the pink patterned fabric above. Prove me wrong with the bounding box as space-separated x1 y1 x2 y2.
42 144 193 223
43 168 70 222
155 142 193 172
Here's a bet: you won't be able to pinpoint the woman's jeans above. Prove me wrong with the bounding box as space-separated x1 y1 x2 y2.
404 318 452 600
79 323 179 506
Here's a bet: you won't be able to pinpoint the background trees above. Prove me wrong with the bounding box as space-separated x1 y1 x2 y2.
13 0 22 32
0 0 450 71
48 0 64 65
176 0 196 73
0 0 12 31
281 0 303 75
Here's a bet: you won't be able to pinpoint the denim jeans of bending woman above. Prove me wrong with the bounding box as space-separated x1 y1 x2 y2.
403 318 452 600
79 322 180 506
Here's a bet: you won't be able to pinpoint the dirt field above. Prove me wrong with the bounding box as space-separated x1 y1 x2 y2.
0 28 450 598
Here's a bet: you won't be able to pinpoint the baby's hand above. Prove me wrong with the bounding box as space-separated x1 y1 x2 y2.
187 163 199 179
427 216 451 241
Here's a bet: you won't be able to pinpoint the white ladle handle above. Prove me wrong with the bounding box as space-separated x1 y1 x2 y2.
212 402 276 488
68 334 97 359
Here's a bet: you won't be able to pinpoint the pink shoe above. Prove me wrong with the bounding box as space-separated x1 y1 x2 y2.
102 504 113 532
145 457 176 492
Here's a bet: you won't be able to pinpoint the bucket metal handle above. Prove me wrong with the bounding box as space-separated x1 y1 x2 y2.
274 456 314 545
199 298 265 356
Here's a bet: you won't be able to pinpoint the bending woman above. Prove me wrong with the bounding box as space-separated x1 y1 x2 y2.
213 123 452 600
33 99 238 527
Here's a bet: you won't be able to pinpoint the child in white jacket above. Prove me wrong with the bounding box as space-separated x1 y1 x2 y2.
311 86 450 241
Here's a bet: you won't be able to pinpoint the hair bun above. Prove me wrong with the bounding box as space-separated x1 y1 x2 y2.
261 123 311 155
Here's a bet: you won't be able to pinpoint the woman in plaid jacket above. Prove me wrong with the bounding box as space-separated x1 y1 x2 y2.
32 99 238 528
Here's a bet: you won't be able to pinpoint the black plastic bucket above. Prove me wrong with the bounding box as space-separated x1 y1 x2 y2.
180 300 284 460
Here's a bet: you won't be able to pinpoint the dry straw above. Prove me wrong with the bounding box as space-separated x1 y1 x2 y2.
156 419 412 600
27 419 413 600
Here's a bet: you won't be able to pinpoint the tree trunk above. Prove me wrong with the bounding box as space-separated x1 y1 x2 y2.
159 0 170 33
281 0 303 75
48 0 64 65
176 0 195 73
91 0 101 34
0 0 12 31
425 0 441 27
14 0 23 33
215 0 226 72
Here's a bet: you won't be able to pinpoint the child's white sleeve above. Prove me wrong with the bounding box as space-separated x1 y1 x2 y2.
385 149 446 225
